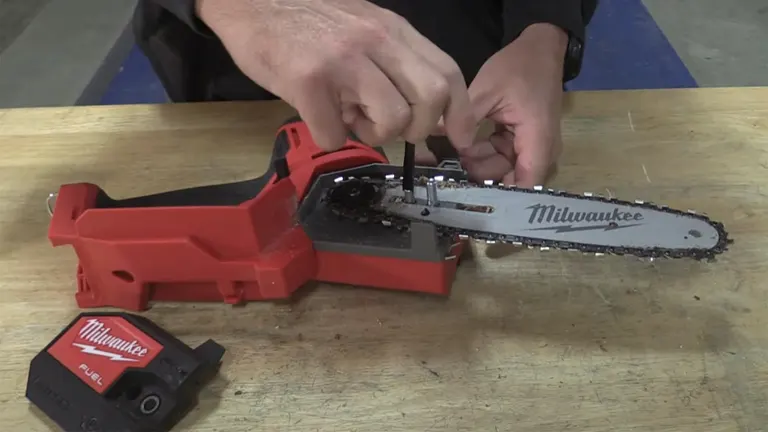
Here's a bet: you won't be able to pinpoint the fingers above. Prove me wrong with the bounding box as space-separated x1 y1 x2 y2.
489 125 516 159
394 25 477 151
467 76 504 134
366 17 476 149
291 13 477 152
463 154 513 183
431 116 446 136
459 140 513 182
291 80 348 151
468 123 559 187
461 139 498 160
509 122 555 188
368 43 447 144
337 57 412 146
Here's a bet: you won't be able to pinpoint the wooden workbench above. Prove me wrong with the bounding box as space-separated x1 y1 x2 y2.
0 87 766 431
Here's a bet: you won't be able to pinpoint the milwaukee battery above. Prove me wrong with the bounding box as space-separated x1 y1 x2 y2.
26 312 225 431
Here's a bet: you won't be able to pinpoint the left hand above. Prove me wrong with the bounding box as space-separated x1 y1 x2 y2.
458 24 569 187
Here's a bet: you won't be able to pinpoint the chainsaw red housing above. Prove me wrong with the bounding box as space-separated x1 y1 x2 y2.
48 118 464 311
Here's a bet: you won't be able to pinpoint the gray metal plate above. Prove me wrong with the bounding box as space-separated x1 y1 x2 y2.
380 184 721 250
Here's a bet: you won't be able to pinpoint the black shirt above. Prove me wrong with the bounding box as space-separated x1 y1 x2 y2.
132 0 597 102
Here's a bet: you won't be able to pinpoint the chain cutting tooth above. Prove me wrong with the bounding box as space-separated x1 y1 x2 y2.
534 185 544 191
385 173 395 180
583 192 593 197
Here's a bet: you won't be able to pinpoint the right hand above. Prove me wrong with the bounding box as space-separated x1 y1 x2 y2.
196 0 477 151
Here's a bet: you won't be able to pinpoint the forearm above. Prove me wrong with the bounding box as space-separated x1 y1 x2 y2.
501 0 598 46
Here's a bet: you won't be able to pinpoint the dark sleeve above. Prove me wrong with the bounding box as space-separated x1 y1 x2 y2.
501 0 599 46
147 0 215 37
132 0 215 102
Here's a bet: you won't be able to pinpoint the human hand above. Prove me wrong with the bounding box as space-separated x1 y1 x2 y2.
196 0 476 152
459 23 568 188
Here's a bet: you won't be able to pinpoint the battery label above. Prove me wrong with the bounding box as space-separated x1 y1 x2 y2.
46 316 163 394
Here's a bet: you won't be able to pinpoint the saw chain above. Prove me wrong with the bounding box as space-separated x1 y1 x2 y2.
323 175 732 261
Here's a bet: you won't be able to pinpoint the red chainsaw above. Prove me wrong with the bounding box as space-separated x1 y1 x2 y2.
47 116 469 311
47 116 730 311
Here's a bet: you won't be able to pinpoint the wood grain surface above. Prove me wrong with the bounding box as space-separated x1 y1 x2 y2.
0 87 766 431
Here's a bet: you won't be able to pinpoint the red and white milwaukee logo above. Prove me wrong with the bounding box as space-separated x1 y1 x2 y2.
72 318 149 362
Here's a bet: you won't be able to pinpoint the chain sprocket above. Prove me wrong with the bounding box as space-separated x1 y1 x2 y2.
322 175 732 261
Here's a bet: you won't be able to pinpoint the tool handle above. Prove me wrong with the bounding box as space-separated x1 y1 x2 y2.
92 116 306 208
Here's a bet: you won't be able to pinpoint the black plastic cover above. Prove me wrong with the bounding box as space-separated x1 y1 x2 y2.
26 312 225 432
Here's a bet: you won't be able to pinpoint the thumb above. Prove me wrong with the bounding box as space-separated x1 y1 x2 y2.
430 116 446 136
294 84 348 151
510 122 553 188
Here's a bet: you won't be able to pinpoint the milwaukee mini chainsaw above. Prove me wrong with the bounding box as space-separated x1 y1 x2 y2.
46 115 731 311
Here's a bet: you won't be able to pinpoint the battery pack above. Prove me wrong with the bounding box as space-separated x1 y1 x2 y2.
26 312 225 431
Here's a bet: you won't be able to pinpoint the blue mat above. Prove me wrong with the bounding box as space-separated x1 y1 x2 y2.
567 0 697 91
